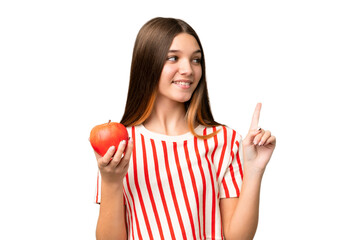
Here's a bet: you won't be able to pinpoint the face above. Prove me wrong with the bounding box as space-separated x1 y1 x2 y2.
157 33 202 104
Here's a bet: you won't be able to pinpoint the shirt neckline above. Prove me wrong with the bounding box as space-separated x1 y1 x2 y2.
136 124 204 142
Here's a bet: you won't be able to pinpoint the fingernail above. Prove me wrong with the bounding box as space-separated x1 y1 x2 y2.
258 141 263 146
109 146 115 151
121 140 126 145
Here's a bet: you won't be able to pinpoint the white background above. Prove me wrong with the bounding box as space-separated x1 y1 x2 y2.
1 0 359 239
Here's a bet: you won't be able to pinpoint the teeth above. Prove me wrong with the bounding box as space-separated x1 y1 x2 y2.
174 81 190 86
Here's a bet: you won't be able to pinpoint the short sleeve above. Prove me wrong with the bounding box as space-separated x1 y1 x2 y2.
219 133 244 198
94 170 101 204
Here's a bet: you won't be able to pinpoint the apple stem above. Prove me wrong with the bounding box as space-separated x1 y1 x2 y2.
108 120 111 124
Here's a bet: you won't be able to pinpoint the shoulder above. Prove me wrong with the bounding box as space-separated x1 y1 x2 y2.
204 124 242 141
126 125 135 136
200 124 242 151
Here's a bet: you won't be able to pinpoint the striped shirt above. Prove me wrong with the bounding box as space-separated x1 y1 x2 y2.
95 124 243 240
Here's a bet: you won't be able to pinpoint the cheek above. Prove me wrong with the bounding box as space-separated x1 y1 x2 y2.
160 65 176 80
194 67 202 82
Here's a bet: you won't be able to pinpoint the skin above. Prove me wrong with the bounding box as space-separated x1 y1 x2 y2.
95 33 276 240
95 140 133 240
144 33 202 135
220 102 276 240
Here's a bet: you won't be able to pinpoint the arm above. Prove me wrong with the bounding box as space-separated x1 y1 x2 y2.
95 139 133 240
97 181 127 240
220 169 263 240
221 103 276 240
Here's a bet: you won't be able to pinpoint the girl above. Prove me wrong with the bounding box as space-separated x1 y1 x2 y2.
94 17 276 240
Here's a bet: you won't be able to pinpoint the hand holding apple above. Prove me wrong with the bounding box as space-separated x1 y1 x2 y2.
90 120 133 184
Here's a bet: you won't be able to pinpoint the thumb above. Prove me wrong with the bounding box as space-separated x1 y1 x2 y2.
98 146 116 168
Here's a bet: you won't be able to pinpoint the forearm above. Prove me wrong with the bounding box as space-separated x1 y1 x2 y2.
96 181 127 240
225 170 264 240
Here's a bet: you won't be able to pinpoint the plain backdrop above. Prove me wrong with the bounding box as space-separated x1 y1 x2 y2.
1 0 359 239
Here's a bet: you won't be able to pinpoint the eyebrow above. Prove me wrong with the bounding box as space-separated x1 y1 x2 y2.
168 49 202 54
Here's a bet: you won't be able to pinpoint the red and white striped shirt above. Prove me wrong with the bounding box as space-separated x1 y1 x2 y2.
95 124 243 240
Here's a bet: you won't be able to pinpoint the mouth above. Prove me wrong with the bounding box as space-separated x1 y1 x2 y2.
172 80 192 87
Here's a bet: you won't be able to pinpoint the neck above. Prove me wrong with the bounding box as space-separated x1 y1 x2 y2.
143 96 189 136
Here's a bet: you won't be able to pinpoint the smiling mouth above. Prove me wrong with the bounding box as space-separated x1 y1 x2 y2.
173 81 191 86
172 80 193 87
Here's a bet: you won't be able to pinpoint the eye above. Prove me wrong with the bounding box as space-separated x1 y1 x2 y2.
167 56 178 61
192 57 202 64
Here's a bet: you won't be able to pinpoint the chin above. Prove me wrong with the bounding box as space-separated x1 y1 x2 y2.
174 95 193 103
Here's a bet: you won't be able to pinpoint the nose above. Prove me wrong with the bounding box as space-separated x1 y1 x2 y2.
178 59 193 76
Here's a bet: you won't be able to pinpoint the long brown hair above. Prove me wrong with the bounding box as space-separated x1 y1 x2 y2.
120 17 221 139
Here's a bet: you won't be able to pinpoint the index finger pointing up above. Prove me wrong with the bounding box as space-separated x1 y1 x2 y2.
250 102 262 130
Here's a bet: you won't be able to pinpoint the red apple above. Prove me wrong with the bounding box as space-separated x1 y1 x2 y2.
90 120 128 156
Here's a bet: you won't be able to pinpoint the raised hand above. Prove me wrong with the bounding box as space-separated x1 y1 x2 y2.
242 103 276 173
